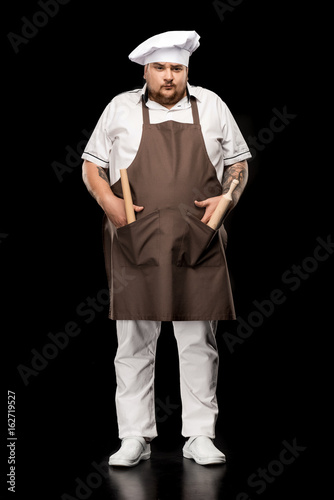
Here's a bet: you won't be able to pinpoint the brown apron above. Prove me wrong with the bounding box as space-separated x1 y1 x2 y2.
103 96 235 321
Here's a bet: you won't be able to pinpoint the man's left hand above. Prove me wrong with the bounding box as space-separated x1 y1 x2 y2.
194 196 223 225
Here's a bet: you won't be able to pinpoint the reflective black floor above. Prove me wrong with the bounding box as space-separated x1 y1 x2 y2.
99 444 228 500
13 319 324 500
17 417 318 500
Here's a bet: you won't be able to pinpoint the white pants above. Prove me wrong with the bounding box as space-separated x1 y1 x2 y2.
114 320 219 440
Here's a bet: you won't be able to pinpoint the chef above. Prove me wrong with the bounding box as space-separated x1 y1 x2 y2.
82 30 251 467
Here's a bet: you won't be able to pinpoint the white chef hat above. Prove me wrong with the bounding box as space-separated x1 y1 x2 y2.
128 30 200 67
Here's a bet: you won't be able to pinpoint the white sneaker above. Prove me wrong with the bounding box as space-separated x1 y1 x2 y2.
108 437 151 467
183 436 226 465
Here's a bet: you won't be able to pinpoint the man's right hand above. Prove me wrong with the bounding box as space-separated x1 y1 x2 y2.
103 195 144 228
82 160 144 228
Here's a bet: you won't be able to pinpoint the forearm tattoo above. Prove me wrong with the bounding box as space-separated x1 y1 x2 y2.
222 162 247 194
97 166 110 184
221 161 248 212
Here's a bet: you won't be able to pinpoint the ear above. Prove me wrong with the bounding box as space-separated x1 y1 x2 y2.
143 64 148 80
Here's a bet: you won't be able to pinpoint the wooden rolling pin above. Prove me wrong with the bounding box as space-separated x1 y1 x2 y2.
207 179 239 229
120 169 136 224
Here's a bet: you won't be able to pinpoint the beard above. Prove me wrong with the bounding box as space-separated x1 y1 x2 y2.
147 83 187 107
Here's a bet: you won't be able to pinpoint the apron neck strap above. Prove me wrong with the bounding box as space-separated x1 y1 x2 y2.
190 96 200 125
141 94 200 125
142 95 150 125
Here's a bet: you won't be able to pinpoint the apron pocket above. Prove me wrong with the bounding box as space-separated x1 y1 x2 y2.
114 210 160 267
177 211 222 267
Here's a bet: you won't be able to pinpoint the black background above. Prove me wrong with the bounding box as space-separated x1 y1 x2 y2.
2 1 331 499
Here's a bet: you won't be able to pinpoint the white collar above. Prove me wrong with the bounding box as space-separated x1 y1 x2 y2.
146 94 190 111
136 83 202 105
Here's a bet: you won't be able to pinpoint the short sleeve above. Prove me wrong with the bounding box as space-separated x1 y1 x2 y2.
81 103 114 168
220 104 252 166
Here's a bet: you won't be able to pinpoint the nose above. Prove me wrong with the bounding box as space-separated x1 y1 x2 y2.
164 68 173 81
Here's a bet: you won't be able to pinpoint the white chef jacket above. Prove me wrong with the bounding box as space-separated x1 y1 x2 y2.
82 83 251 186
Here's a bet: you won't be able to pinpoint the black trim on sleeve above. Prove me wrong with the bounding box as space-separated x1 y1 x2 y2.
224 150 250 161
83 152 109 164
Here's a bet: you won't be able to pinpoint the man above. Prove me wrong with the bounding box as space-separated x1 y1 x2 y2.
82 30 251 467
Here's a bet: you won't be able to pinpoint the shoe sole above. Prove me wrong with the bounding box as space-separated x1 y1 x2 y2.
109 451 151 467
183 449 226 465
